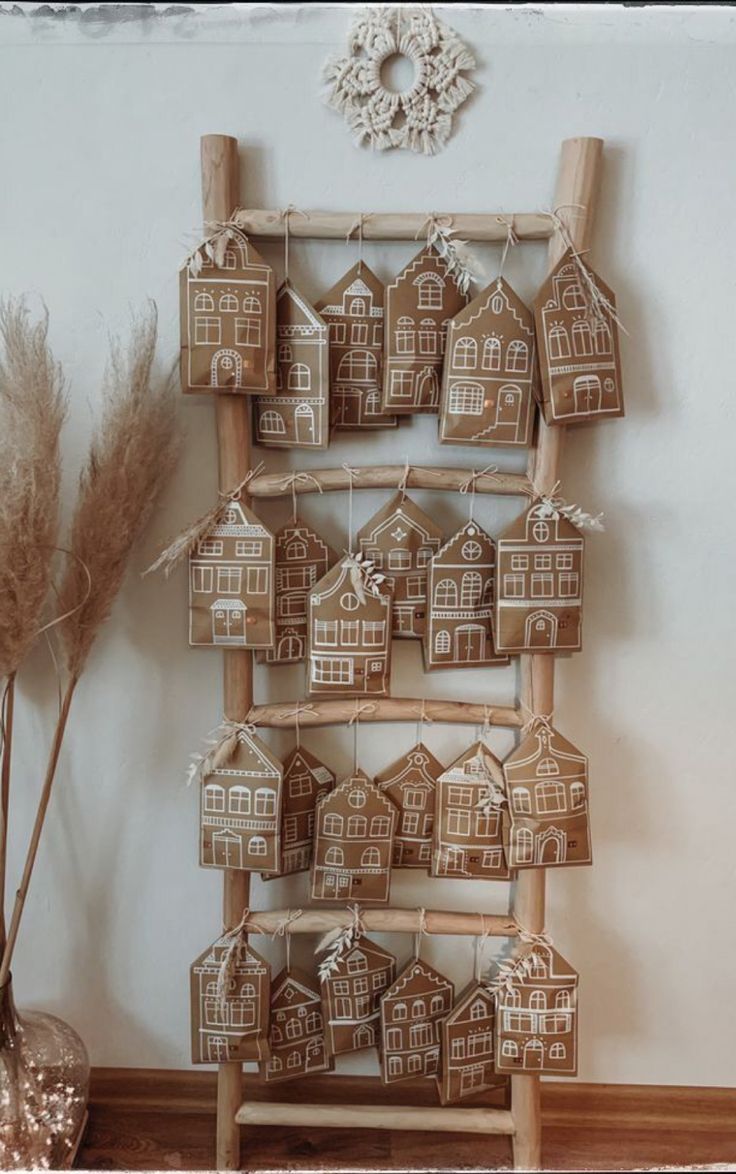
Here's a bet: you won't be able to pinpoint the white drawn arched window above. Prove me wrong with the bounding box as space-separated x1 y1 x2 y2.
513 787 532 814
395 316 415 353
323 813 343 836
365 390 381 415
434 630 450 654
340 592 360 612
505 988 521 1008
386 1027 402 1050
570 781 586 808
269 1054 283 1072
370 815 390 836
325 845 344 866
453 337 477 369
536 780 566 814
470 998 486 1021
501 1040 518 1058
393 1002 407 1020
349 297 365 316
411 999 426 1018
593 319 611 354
219 293 238 313
260 410 285 435
462 540 482 561
286 540 307 560
548 324 570 360
414 272 444 310
347 814 367 838
248 835 267 856
388 1054 402 1076
288 363 310 391
515 827 534 864
204 784 226 813
287 1051 301 1069
434 579 458 607
532 521 550 543
361 846 380 867
460 571 482 607
556 989 571 1009
194 292 214 312
506 340 529 373
254 787 276 817
347 951 367 973
549 1042 566 1060
562 283 586 311
337 350 377 383
243 295 261 313
430 994 445 1015
537 757 559 777
278 343 292 363
448 382 483 415
529 990 546 1010
349 789 367 809
572 320 593 356
418 318 437 354
240 983 256 998
483 336 502 370
228 786 250 814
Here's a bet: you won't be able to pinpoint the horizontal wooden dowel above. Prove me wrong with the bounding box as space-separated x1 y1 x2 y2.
247 698 522 730
235 209 553 243
248 465 532 499
236 1100 515 1134
244 908 518 938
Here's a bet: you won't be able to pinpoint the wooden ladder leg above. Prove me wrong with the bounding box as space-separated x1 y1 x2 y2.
200 132 252 1173
510 135 603 1172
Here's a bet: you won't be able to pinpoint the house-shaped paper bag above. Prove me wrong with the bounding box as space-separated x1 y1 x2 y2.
265 745 335 878
200 726 283 874
253 280 329 449
383 247 468 414
310 770 398 904
494 942 578 1076
504 722 592 869
495 502 584 654
534 247 624 425
380 958 453 1085
258 520 336 666
438 981 503 1105
424 520 508 670
307 554 393 698
357 493 443 639
432 741 510 880
262 967 333 1083
180 228 276 395
190 931 271 1065
315 262 398 431
321 936 396 1057
189 498 275 650
375 743 442 869
439 278 536 448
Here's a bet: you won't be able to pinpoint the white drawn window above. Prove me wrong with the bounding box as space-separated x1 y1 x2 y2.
556 553 573 571
434 579 458 607
372 971 386 991
284 538 308 560
531 572 554 598
448 809 471 836
289 772 312 799
467 1031 492 1056
559 572 579 597
515 828 534 865
460 571 482 607
351 323 368 345
562 283 586 311
513 787 532 814
411 999 426 1019
247 567 267 594
204 784 225 813
483 336 501 370
219 293 238 313
314 620 338 645
402 812 419 835
191 566 213 594
370 815 390 837
556 990 572 1009
593 319 611 354
306 1011 322 1033
278 595 304 619
504 1011 535 1033
334 997 351 1018
418 319 437 354
217 568 242 594
228 786 250 814
451 1037 465 1059
506 339 529 373
284 815 298 843
430 994 445 1015
448 784 473 806
325 845 344 866
572 320 593 356
532 521 550 543
369 659 384 673
549 1042 567 1060
416 546 432 567
543 1014 571 1034
462 540 482 561
536 780 566 814
408 1054 422 1073
314 658 352 684
570 781 586 808
404 789 426 809
470 998 487 1021
535 554 552 570
340 592 360 611
405 574 422 598
510 555 528 571
388 548 411 570
248 835 267 856
395 317 415 354
530 991 547 1010
482 848 501 868
278 343 292 363
195 317 221 345
449 382 483 415
259 410 285 435
235 540 261 558
537 758 559 777
254 788 276 817
390 370 414 397
548 324 570 360
194 292 215 312
365 390 381 414
501 1040 518 1058
242 295 261 313
361 846 380 867
340 620 359 645
434 630 450 654
323 813 343 837
411 1022 432 1048
348 789 366 810
235 318 261 347
347 951 368 974
386 1026 402 1050
347 814 367 838
279 561 312 586
388 1054 402 1076
393 1002 407 1021
349 297 366 317
363 621 385 645
476 811 497 837
529 954 548 978
330 322 346 344
288 363 310 391
337 350 377 382
333 980 349 995
453 337 477 369
414 272 444 309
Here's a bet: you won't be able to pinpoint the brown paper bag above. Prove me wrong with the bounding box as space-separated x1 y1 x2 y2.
535 247 624 425
253 280 329 449
504 721 591 869
437 982 503 1105
374 742 442 869
379 958 453 1084
257 519 337 665
495 503 584 654
315 261 398 431
321 936 396 1057
189 498 275 649
383 246 468 414
357 492 443 638
439 278 537 448
199 727 283 874
424 520 509 670
180 228 276 396
307 554 393 698
263 745 335 878
310 769 398 904
432 741 510 880
190 930 271 1064
262 966 334 1082
494 943 578 1076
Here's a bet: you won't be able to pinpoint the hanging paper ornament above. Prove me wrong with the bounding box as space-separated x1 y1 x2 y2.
259 519 336 666
424 520 508 670
190 928 271 1064
253 281 329 448
265 745 335 878
375 742 442 869
438 982 501 1104
310 769 398 904
307 553 393 698
263 967 333 1083
432 741 509 880
320 934 396 1056
380 956 453 1084
357 492 443 639
199 726 283 875
493 941 579 1076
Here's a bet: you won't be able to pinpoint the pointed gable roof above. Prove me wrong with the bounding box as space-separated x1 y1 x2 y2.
209 498 272 540
327 935 395 979
316 261 384 318
271 966 321 1008
499 501 582 546
357 492 443 550
507 942 578 987
434 518 495 564
504 723 587 777
282 745 336 792
311 555 391 608
440 740 505 789
193 933 269 973
375 742 443 792
448 276 534 338
319 769 397 817
388 245 454 293
383 957 453 1002
536 246 617 315
211 727 282 780
277 279 327 331
182 228 271 277
444 980 495 1026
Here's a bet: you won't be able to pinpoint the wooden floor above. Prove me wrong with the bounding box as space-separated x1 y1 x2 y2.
77 1070 736 1171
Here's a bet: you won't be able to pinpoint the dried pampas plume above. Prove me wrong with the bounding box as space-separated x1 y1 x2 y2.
57 302 180 680
0 300 66 679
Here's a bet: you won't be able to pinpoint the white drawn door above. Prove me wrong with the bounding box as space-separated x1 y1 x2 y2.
295 403 315 443
454 624 485 662
573 374 601 414
212 829 243 869
523 1039 544 1070
525 611 557 648
417 367 439 407
211 349 243 388
496 385 522 428
212 603 247 645
207 1035 230 1062
277 633 303 660
537 828 566 865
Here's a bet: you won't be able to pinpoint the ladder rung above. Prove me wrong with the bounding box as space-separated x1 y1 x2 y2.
235 209 552 243
247 466 532 500
247 698 523 730
244 908 518 938
235 1099 516 1134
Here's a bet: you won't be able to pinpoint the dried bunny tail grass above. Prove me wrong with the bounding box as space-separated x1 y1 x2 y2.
0 299 66 679
57 302 180 680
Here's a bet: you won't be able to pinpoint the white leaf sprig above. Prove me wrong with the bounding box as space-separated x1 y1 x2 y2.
430 224 486 295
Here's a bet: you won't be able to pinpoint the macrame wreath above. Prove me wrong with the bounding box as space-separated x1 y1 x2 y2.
323 6 475 155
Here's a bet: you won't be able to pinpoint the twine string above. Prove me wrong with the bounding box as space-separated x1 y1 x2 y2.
347 701 377 770
414 907 428 961
544 204 627 333
416 212 454 247
271 908 303 971
281 205 309 282
459 465 498 521
474 914 490 983
496 215 519 283
415 697 433 746
397 458 411 500
216 908 252 1010
346 213 371 273
519 702 554 736
342 463 360 552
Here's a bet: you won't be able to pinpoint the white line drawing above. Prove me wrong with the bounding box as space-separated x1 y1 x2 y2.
432 741 509 880
495 944 578 1076
199 727 283 875
357 493 443 639
259 521 336 666
380 959 453 1084
438 982 499 1104
190 934 270 1064
263 967 332 1082
310 770 398 905
307 556 393 698
504 724 591 869
253 281 329 448
375 743 442 869
424 520 508 670
321 937 396 1057
264 746 335 878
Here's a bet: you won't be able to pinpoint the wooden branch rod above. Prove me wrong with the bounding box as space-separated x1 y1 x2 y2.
234 209 553 242
245 908 518 937
247 698 523 730
236 1101 515 1135
248 465 532 499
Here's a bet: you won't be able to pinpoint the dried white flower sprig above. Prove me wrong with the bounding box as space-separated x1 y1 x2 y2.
316 904 364 983
185 719 256 788
430 221 486 295
531 483 605 534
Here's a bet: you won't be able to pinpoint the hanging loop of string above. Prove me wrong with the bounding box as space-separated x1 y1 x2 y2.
347 701 377 770
271 908 303 971
283 701 317 749
346 212 371 273
414 907 428 960
278 470 324 523
281 205 309 282
415 211 454 247
477 704 494 744
496 215 519 283
342 463 360 552
397 458 411 500
415 697 432 746
474 913 490 983
459 465 498 521
519 701 554 735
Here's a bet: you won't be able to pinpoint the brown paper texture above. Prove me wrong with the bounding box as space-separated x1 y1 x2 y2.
307 555 393 698
315 261 398 431
253 280 329 448
263 745 335 878
199 728 283 874
504 724 591 869
534 247 624 425
495 503 584 654
321 936 396 1057
374 742 442 869
310 769 398 904
432 741 510 880
262 966 334 1083
494 943 578 1076
380 958 453 1084
179 234 276 396
190 934 271 1065
437 982 503 1105
189 499 275 649
257 520 336 665
383 246 468 414
357 492 443 638
439 278 536 448
424 520 509 670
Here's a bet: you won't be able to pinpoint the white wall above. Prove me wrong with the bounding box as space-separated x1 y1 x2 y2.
1 3 734 1086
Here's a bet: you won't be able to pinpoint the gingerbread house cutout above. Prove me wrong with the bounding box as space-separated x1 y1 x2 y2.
439 278 536 448
438 982 503 1105
259 520 336 665
495 502 584 654
310 770 397 904
535 247 624 425
200 728 283 874
357 493 443 639
267 745 335 878
495 943 578 1076
504 723 591 869
424 520 508 670
321 936 396 1056
433 741 509 880
180 231 276 395
263 967 333 1083
307 555 393 698
189 498 275 649
316 261 397 431
380 958 453 1084
383 247 468 414
190 933 270 1064
253 281 329 448
375 743 442 869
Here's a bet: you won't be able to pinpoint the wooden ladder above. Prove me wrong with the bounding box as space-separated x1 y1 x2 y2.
200 132 603 1171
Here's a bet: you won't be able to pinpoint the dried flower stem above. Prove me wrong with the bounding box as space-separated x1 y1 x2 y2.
0 673 16 951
